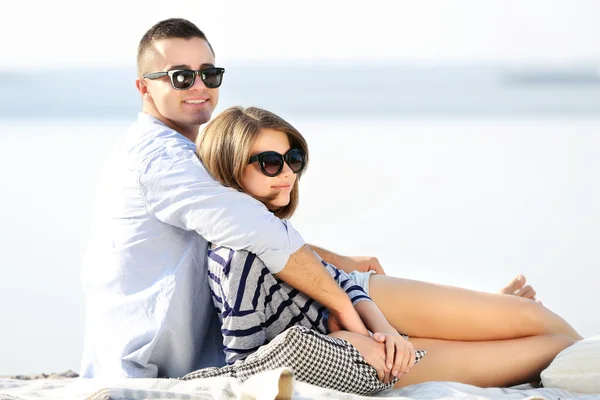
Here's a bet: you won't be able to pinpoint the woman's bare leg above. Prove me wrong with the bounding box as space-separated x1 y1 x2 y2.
394 334 575 388
368 275 583 341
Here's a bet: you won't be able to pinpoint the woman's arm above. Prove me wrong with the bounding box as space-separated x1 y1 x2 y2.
353 301 397 336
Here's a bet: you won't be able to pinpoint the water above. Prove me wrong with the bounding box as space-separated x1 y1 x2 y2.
1 64 600 119
1 65 600 375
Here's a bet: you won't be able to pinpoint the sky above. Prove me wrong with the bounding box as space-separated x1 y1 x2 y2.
1 0 599 71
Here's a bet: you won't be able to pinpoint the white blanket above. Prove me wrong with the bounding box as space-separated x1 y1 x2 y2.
0 368 594 400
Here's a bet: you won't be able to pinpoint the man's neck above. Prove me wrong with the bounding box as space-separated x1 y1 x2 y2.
142 106 199 143
179 129 199 143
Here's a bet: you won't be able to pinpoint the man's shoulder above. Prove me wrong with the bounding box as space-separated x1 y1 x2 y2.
121 113 198 172
129 113 195 153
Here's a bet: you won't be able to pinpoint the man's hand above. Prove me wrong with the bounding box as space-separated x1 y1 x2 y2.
337 255 386 275
307 244 386 275
327 307 370 337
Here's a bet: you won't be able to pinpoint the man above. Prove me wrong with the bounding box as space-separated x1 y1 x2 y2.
80 18 379 379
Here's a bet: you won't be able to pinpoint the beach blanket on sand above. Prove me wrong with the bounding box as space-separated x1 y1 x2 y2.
0 369 595 400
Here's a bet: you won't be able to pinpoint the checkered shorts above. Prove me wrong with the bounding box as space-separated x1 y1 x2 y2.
182 326 426 396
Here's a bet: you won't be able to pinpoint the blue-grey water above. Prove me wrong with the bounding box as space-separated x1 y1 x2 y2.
1 64 599 376
1 64 600 119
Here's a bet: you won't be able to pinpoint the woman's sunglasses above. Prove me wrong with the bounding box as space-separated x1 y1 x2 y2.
248 148 306 177
143 67 225 90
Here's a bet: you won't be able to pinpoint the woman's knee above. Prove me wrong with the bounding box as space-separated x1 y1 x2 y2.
514 298 554 334
518 299 579 338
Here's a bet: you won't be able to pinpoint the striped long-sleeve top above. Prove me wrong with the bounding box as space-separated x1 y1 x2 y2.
207 245 373 364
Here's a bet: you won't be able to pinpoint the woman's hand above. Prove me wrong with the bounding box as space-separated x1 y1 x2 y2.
372 332 416 379
329 331 392 383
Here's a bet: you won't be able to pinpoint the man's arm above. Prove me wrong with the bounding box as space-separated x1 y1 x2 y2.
309 244 343 266
276 246 369 335
309 244 386 275
140 149 367 333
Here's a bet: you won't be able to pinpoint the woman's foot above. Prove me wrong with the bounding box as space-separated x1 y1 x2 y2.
499 275 541 303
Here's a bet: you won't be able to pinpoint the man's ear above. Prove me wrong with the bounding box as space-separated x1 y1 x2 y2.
135 78 152 100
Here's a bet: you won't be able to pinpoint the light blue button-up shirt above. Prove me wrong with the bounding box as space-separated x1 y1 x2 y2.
80 113 304 379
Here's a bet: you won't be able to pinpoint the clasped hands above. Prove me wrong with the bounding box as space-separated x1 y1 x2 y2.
329 327 416 384
328 254 416 383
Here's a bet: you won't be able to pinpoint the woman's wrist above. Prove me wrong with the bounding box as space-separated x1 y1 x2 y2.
353 301 392 332
370 323 398 336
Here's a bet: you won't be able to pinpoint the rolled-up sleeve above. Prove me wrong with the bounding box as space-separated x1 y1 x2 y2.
138 146 304 274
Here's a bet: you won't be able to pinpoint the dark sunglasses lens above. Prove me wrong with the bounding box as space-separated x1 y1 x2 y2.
287 150 304 172
172 70 195 89
201 68 223 88
261 154 283 176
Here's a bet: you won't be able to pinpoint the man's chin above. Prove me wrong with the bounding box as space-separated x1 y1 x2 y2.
190 114 213 126
178 109 213 126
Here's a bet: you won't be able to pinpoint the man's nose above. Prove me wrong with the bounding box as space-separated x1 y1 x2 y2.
190 71 207 90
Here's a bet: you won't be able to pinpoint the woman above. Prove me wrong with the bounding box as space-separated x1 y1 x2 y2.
197 106 582 388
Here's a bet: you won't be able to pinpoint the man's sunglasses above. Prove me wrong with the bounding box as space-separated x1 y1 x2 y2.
248 148 306 177
143 67 225 90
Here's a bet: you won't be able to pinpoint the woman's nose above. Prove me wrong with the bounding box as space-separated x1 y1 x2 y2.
280 161 294 175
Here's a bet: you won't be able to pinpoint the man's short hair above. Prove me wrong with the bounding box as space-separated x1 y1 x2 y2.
137 18 214 78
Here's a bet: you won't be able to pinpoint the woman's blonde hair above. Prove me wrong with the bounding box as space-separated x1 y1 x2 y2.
197 106 309 219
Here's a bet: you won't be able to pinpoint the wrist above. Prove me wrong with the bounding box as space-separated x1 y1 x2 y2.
335 298 358 315
372 324 398 336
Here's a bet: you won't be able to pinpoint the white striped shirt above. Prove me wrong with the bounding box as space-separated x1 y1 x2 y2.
207 246 372 364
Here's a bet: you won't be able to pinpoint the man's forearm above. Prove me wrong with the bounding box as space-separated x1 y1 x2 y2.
277 245 349 313
276 245 369 335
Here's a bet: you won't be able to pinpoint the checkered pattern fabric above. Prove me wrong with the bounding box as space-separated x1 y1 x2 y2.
182 326 426 396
